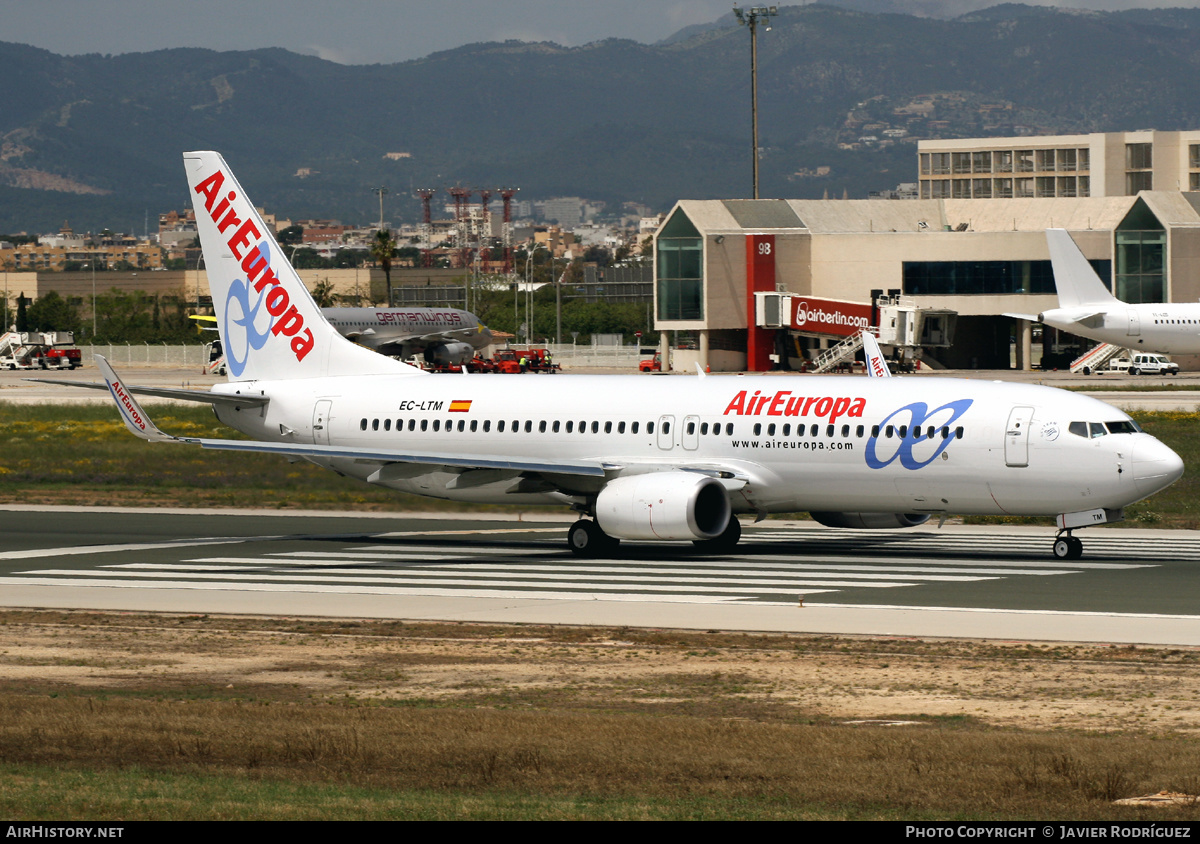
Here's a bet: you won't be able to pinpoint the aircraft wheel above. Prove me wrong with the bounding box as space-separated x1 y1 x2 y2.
693 517 742 553
568 519 618 558
1053 536 1083 560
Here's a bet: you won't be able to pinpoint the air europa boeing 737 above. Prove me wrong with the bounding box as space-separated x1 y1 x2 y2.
53 152 1185 561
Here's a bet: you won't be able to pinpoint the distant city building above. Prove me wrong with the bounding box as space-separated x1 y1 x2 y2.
918 130 1200 200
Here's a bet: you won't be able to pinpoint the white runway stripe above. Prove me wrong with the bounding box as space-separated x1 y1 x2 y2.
3 576 807 603
16 568 908 593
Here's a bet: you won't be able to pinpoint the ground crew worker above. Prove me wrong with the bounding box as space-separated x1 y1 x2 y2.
519 355 527 373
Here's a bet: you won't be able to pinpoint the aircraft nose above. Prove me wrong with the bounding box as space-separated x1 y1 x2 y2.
1132 437 1185 497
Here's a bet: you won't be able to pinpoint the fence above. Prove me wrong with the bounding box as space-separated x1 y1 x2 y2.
79 344 210 368
74 343 643 370
509 344 641 370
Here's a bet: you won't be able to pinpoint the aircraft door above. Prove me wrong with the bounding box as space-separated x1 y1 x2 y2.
682 415 700 450
1127 309 1141 337
1004 406 1034 467
313 399 332 446
657 415 675 450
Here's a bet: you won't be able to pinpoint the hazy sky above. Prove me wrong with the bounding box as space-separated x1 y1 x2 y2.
3 0 1200 65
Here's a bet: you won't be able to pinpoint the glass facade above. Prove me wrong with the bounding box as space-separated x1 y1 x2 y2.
1115 199 1165 303
656 210 703 321
903 260 1111 296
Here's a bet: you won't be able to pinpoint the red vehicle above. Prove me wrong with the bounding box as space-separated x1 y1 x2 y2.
524 348 560 373
638 349 662 373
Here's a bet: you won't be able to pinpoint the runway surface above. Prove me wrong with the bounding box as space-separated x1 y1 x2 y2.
1 506 1196 646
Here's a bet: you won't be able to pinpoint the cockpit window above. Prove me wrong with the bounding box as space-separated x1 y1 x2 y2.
1105 420 1142 434
1088 422 1107 438
1069 421 1088 438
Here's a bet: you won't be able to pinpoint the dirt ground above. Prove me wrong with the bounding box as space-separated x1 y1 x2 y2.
2 612 1197 732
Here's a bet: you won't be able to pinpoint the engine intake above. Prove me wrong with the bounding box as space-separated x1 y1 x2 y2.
809 512 931 529
596 472 730 541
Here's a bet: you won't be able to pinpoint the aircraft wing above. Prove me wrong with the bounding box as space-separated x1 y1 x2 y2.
26 376 270 409
1002 312 1041 322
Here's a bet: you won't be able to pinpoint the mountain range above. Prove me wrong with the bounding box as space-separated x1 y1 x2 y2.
5 3 1200 232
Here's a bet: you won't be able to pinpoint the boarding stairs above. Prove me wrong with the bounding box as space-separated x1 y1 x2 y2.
1070 342 1124 375
811 331 871 374
0 331 37 369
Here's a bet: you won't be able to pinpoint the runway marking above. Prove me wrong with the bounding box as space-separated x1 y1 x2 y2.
2 576 805 603
22 568 912 593
2 526 1187 608
270 551 1105 575
165 557 997 583
0 538 268 561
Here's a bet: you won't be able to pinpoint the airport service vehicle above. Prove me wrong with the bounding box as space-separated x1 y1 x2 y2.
1 331 80 370
639 350 663 372
48 152 1185 561
1121 353 1179 376
1009 229 1200 355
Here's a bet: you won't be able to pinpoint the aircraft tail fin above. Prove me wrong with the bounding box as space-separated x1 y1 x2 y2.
183 151 422 382
862 331 892 378
1046 229 1120 309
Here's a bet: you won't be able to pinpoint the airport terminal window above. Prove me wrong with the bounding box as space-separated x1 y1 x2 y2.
656 210 703 321
1115 200 1165 303
902 259 1108 296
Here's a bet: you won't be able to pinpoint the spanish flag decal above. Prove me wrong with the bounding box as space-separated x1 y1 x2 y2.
449 400 472 413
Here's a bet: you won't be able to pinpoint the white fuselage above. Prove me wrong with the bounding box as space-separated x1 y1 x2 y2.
1040 303 1200 355
211 373 1180 517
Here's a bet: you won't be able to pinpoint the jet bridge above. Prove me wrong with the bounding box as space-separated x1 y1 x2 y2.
754 293 956 371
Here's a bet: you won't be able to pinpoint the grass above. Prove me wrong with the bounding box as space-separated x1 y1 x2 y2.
0 612 1198 820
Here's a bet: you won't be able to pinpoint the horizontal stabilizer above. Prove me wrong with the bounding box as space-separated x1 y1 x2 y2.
27 377 270 408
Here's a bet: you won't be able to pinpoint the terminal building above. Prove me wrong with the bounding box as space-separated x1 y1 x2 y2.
654 131 1200 372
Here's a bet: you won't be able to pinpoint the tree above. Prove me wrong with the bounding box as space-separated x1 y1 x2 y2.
16 294 29 332
310 278 339 308
370 229 397 307
26 291 80 334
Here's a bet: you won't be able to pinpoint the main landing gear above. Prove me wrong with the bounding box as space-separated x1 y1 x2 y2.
567 519 620 558
1053 530 1084 560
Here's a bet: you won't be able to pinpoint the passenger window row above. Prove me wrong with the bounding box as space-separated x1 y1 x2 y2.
360 418 668 435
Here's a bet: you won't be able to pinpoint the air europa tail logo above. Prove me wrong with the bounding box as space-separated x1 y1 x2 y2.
194 170 314 373
723 390 866 425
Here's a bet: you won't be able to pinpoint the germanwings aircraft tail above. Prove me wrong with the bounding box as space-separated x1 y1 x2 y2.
1045 228 1120 309
184 151 421 382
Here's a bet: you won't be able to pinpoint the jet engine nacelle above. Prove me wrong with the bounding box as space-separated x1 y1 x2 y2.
596 472 731 541
809 512 931 529
422 341 475 367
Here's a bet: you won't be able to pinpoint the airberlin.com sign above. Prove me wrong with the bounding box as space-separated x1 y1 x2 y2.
790 297 872 338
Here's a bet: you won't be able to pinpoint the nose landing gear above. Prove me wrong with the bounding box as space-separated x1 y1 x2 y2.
1053 531 1083 560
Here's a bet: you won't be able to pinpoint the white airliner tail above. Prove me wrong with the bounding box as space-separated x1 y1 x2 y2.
861 331 892 378
184 151 421 382
1046 229 1121 310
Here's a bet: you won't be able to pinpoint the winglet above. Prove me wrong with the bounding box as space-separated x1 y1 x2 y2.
95 355 177 443
862 331 892 378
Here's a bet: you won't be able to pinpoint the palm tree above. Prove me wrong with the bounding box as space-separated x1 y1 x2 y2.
370 229 397 307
